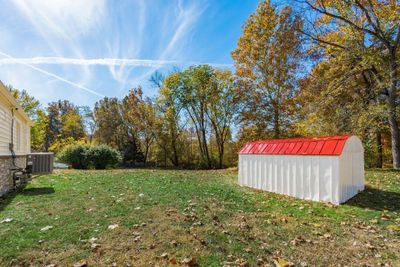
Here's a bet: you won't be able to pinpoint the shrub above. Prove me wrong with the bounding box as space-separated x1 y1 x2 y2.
58 144 91 169
88 144 122 169
58 144 122 169
49 137 87 155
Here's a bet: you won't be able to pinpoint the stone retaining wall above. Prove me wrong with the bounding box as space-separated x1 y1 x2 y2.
0 156 26 196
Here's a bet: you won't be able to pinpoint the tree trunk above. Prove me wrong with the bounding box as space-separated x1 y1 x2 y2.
273 105 280 138
218 143 224 169
143 139 152 167
171 135 179 166
387 51 400 169
376 129 383 168
201 127 212 168
387 99 400 168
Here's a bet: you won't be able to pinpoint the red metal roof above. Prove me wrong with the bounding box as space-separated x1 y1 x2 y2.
239 135 352 156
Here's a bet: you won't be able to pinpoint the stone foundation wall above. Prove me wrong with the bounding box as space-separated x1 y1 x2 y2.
0 156 26 196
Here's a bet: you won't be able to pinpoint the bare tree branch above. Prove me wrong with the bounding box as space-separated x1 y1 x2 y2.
303 0 389 47
299 29 348 50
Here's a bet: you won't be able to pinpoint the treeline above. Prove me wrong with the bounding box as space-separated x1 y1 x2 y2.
9 0 400 169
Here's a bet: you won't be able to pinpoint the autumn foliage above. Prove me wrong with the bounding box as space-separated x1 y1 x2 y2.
9 0 400 169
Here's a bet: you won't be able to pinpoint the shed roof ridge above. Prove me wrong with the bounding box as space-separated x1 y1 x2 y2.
251 134 352 144
239 134 354 156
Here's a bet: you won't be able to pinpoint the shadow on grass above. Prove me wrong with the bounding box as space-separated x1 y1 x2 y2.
346 186 400 212
0 187 55 212
20 187 55 196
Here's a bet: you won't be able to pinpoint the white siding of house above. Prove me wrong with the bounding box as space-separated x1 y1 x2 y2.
0 104 12 155
0 96 31 156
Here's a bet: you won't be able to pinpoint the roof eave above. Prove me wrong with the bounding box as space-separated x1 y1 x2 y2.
0 81 34 126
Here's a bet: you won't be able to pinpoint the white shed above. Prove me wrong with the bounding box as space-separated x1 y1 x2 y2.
238 135 364 204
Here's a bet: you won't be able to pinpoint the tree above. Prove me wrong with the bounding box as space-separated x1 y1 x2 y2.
156 73 187 167
299 0 400 167
123 87 156 166
207 69 240 168
296 53 389 167
232 2 303 139
8 86 47 151
177 65 215 168
94 97 143 166
44 100 86 152
78 106 97 145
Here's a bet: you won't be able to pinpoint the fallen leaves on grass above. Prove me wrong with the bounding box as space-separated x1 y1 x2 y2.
234 258 248 267
73 259 88 267
133 231 141 242
290 235 306 245
108 224 119 230
380 213 391 221
160 252 169 259
386 224 400 231
90 243 101 252
323 233 332 239
274 257 294 267
40 226 53 231
365 243 376 250
181 256 197 266
0 217 14 223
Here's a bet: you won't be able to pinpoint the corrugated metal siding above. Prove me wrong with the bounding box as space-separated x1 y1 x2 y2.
238 136 364 204
239 155 341 203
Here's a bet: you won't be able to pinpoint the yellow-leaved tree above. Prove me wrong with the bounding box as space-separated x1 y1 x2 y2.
232 1 304 140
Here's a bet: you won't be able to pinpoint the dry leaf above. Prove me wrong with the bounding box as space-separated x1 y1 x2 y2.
91 243 100 252
160 252 169 259
0 218 14 223
235 258 249 267
323 233 331 239
41 226 53 231
181 256 197 266
73 259 88 267
386 225 400 231
365 243 376 250
108 224 119 230
274 257 294 267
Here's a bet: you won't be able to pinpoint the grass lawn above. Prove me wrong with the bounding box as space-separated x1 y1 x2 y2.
0 169 399 266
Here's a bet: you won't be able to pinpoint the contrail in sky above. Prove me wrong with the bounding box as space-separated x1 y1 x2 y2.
0 51 105 97
0 56 233 68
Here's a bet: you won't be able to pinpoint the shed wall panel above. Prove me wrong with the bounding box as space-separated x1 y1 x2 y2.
239 152 364 204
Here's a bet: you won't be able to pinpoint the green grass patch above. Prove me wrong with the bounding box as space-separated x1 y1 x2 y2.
0 169 399 266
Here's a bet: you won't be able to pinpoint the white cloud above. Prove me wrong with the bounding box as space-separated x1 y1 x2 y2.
11 0 106 38
10 0 107 92
161 0 207 59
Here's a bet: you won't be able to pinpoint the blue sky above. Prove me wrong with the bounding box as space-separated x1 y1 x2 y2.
0 0 260 107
